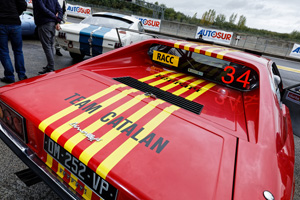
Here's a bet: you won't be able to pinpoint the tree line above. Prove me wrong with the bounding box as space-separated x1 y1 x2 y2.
70 0 300 42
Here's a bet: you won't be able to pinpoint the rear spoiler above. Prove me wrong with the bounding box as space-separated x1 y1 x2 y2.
184 37 262 56
116 27 158 48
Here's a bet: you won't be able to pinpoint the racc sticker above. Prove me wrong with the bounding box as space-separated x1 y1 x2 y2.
153 50 179 67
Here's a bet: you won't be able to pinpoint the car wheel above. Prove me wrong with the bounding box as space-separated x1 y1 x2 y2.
69 52 85 61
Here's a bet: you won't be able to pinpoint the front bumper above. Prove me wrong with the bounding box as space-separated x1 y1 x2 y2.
0 123 80 200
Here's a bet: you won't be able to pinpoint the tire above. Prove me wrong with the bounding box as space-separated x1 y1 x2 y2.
69 52 85 61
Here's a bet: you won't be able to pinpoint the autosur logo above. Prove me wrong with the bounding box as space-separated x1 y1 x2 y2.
292 47 300 54
197 29 232 40
139 18 160 27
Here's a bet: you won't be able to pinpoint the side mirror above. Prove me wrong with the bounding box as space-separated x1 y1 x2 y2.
282 83 300 137
274 75 281 88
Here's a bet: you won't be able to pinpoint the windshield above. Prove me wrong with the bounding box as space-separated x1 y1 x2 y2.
81 15 134 29
148 44 259 91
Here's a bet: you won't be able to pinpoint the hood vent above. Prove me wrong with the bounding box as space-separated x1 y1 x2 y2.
113 77 203 115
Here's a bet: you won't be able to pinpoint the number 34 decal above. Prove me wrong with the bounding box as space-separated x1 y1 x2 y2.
221 66 250 88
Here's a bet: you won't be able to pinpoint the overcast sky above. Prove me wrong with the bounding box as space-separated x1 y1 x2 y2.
147 0 300 34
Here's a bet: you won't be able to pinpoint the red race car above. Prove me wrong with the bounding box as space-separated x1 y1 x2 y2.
0 38 296 200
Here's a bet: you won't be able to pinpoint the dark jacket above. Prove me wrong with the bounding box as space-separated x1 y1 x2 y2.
32 0 63 26
0 0 27 25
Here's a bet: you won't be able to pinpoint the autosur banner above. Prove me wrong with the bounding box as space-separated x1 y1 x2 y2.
289 43 300 58
66 4 92 18
195 27 233 45
132 15 161 32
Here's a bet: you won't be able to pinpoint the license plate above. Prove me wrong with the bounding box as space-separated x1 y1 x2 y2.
44 134 118 200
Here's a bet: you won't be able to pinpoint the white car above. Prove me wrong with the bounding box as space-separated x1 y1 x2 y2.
56 12 156 60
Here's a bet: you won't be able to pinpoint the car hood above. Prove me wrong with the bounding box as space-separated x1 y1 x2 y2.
0 69 239 199
61 23 120 38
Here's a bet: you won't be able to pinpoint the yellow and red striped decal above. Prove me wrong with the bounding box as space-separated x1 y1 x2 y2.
38 84 127 133
79 98 166 165
40 69 216 187
160 75 195 91
173 41 238 59
64 93 148 153
148 72 185 86
45 154 97 200
50 88 138 142
97 105 180 179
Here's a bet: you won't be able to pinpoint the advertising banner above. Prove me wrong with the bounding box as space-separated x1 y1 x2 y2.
290 43 300 58
195 27 233 45
26 0 33 8
132 15 161 32
66 4 92 18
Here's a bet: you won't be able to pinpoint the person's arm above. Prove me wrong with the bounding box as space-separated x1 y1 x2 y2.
15 0 27 15
55 0 63 23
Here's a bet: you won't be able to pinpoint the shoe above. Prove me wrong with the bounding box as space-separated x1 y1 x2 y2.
19 76 28 81
39 68 54 74
56 49 63 56
0 77 15 83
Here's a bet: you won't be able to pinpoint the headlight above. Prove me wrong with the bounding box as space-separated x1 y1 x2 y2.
0 101 26 142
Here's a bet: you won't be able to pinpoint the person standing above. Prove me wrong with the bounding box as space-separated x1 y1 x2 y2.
55 0 67 56
32 0 63 74
0 0 28 83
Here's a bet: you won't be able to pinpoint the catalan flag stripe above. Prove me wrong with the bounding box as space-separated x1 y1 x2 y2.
97 105 180 179
160 76 195 91
149 73 185 86
51 88 138 142
79 99 166 165
64 94 147 153
39 84 126 133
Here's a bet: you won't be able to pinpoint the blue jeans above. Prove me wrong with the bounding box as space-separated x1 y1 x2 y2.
0 24 26 81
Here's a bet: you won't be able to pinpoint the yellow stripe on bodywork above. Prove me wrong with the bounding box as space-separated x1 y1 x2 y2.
185 83 216 101
51 89 138 142
39 84 126 133
96 105 180 179
205 48 222 57
174 41 187 48
148 73 185 86
69 174 78 190
64 94 147 152
182 43 195 51
82 186 93 200
95 81 215 179
172 79 205 96
160 76 195 91
193 45 213 54
46 154 53 168
174 41 237 60
39 71 173 134
216 49 239 59
138 70 173 82
79 99 165 165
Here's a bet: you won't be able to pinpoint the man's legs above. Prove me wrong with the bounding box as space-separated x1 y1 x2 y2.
9 25 27 80
55 39 63 56
38 22 55 72
0 24 15 82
